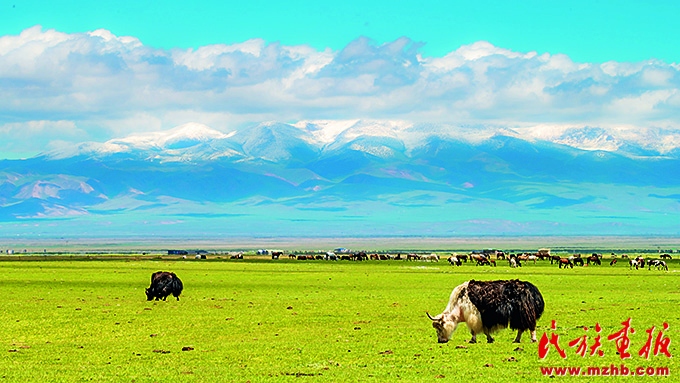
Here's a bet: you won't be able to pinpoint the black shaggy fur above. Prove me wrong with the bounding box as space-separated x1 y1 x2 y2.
467 279 544 332
146 271 183 301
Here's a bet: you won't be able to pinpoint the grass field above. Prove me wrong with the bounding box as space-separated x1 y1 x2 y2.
1 255 678 382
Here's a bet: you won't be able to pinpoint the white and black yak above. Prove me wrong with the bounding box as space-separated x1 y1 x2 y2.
145 271 183 301
427 279 544 344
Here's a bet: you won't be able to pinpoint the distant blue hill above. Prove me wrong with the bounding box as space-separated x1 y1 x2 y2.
1 121 679 237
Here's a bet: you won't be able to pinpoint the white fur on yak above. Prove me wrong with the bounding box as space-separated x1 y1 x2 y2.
427 279 544 344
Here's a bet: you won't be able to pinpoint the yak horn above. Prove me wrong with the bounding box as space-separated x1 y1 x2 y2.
426 311 436 320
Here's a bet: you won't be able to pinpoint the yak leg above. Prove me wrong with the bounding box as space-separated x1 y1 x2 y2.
513 330 524 343
482 328 494 343
469 333 477 343
530 330 538 343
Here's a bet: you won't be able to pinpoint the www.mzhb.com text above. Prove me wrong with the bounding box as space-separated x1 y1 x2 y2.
541 365 669 377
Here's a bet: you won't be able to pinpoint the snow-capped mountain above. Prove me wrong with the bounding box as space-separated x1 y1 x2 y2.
40 120 680 163
43 122 237 160
2 120 679 236
552 127 621 152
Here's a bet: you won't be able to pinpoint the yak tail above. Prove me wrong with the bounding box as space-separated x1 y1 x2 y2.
511 282 545 330
170 273 184 297
528 282 545 321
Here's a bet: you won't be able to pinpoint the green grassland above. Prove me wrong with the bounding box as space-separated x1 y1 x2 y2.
1 256 678 382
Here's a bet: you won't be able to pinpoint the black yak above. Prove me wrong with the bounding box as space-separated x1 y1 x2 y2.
146 271 183 301
427 279 544 344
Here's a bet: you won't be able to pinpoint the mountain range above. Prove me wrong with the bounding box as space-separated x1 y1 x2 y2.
1 121 679 238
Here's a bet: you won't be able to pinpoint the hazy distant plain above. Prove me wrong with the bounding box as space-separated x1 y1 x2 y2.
1 236 678 254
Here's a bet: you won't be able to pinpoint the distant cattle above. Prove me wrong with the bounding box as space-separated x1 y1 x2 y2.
146 271 183 301
517 254 537 264
537 249 551 259
470 253 487 264
427 279 544 343
422 253 440 262
586 256 601 265
629 259 641 270
648 260 669 271
479 258 496 267
448 256 462 266
471 254 495 267
629 257 646 270
557 259 573 269
660 254 672 260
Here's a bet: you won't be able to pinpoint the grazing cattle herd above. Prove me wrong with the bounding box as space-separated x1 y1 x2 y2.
147 248 673 351
178 248 674 273
246 249 674 273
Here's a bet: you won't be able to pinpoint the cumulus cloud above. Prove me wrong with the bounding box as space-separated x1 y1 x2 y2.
0 120 86 157
1 25 680 155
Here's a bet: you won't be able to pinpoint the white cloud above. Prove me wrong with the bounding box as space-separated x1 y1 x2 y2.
456 41 526 61
0 120 86 155
607 89 677 119
1 26 680 154
641 67 674 87
88 29 142 47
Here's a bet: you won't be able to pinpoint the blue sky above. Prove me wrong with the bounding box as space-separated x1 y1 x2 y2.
3 0 679 62
1 0 680 159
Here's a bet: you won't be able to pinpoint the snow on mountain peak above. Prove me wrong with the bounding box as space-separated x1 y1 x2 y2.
553 127 621 152
295 119 413 148
295 119 362 145
165 122 230 142
38 120 680 162
112 122 230 149
42 123 233 159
